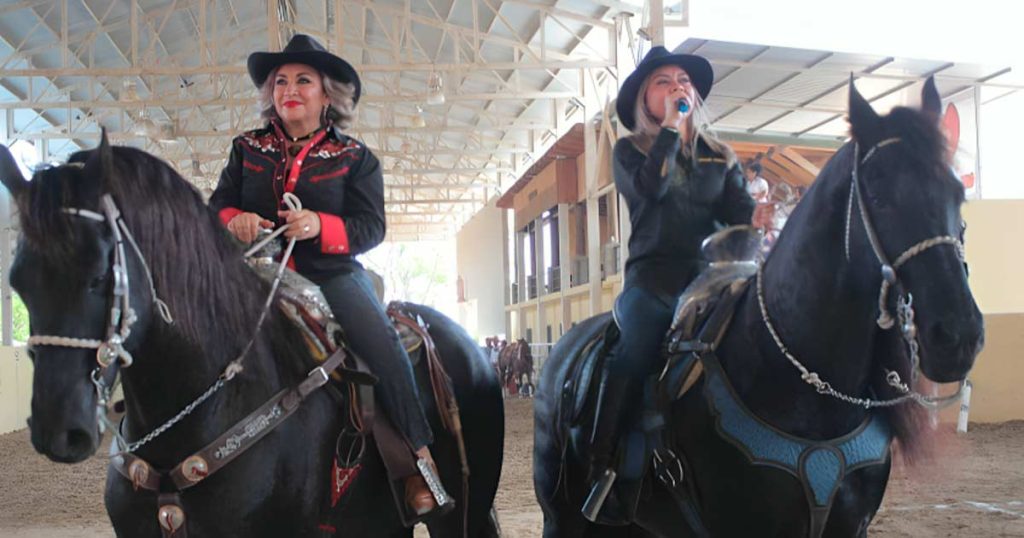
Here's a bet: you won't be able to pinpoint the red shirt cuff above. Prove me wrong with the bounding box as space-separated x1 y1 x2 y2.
218 207 244 226
318 213 350 254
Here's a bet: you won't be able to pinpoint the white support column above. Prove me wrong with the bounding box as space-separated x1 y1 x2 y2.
584 118 602 316
534 217 547 343
973 85 983 198
501 208 513 339
1 187 12 345
615 13 634 264
515 227 527 339
648 0 666 47
557 203 571 336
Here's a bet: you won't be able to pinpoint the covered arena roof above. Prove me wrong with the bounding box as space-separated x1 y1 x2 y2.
0 2 1019 239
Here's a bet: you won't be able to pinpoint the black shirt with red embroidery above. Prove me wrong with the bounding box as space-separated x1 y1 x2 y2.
210 121 385 278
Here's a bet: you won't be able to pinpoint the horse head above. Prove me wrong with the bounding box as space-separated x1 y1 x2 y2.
1 131 251 463
845 77 983 383
1 133 159 462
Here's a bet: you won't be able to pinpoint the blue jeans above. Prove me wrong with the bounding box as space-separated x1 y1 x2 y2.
312 268 434 449
589 284 676 477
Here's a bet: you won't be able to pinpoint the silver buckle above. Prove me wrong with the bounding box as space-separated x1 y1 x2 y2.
307 366 329 386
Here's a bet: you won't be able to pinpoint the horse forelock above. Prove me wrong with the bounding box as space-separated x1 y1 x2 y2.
20 145 268 360
17 163 95 260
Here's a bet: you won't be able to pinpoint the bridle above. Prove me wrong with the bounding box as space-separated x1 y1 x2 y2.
756 138 967 409
26 188 303 453
27 192 174 438
28 193 173 367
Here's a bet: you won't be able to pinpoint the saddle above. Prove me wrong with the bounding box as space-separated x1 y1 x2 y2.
261 265 462 529
559 226 761 526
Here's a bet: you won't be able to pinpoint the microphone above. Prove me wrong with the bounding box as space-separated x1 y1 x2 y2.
676 98 690 113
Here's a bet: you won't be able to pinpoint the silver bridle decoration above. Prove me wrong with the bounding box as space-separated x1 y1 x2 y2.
25 190 301 453
27 194 173 368
758 138 967 409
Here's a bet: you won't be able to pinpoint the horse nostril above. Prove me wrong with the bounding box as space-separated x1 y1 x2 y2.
65 428 95 457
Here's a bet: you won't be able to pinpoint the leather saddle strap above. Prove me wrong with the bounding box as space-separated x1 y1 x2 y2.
344 351 377 434
696 280 750 350
168 348 351 490
387 305 458 434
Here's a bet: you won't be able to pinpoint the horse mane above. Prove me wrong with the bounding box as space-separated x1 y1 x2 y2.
17 146 307 376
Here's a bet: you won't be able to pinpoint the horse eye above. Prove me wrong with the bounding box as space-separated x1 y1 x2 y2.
88 275 107 291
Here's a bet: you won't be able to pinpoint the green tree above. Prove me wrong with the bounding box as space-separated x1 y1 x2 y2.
12 292 29 343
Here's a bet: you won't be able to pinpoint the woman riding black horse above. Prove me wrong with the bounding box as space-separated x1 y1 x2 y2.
535 75 983 537
208 34 443 516
587 46 755 502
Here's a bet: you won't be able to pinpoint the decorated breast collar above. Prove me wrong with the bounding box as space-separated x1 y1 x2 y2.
701 353 892 538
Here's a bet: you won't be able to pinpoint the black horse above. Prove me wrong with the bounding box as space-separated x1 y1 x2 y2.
0 136 503 537
534 78 984 537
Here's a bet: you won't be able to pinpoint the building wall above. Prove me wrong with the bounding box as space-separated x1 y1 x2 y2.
0 346 31 434
455 201 506 343
966 313 1024 422
962 200 1024 313
955 199 1024 422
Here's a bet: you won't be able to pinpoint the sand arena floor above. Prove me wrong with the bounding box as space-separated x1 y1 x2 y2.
1 399 1022 537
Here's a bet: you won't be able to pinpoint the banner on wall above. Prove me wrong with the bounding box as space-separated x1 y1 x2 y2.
941 90 979 199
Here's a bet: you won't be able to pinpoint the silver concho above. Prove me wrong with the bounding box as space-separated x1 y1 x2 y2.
182 455 209 483
157 504 186 532
128 459 150 490
96 342 119 368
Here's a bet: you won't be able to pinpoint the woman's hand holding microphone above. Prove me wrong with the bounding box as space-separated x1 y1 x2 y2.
661 87 692 131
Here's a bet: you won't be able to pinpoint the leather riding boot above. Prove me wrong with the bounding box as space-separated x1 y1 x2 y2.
404 446 453 517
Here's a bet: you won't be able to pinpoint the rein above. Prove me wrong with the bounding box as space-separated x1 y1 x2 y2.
757 138 966 409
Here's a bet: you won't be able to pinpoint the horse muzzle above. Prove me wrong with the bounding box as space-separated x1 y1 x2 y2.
918 311 985 383
29 410 101 463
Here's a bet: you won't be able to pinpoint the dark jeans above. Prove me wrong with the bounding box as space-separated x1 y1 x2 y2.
313 268 434 449
610 285 676 419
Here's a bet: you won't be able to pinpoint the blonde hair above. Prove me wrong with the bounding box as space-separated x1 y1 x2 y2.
629 75 736 166
258 66 357 130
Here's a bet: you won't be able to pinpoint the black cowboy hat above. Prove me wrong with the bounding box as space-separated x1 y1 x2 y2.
247 34 362 104
616 46 713 131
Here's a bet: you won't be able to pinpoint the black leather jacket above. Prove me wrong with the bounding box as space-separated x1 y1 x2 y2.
614 128 755 298
210 121 385 278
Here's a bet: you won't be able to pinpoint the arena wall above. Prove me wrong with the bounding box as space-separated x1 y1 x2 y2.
958 199 1024 422
0 346 31 434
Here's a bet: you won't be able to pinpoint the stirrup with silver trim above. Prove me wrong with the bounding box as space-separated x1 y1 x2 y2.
415 457 455 512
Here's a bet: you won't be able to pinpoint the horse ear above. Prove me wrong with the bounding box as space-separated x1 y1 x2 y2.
847 75 881 145
920 76 942 123
87 128 116 188
0 144 28 200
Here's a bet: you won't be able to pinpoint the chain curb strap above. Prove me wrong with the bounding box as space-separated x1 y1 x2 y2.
758 138 966 410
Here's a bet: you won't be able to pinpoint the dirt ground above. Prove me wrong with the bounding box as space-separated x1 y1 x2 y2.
1 399 1021 537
